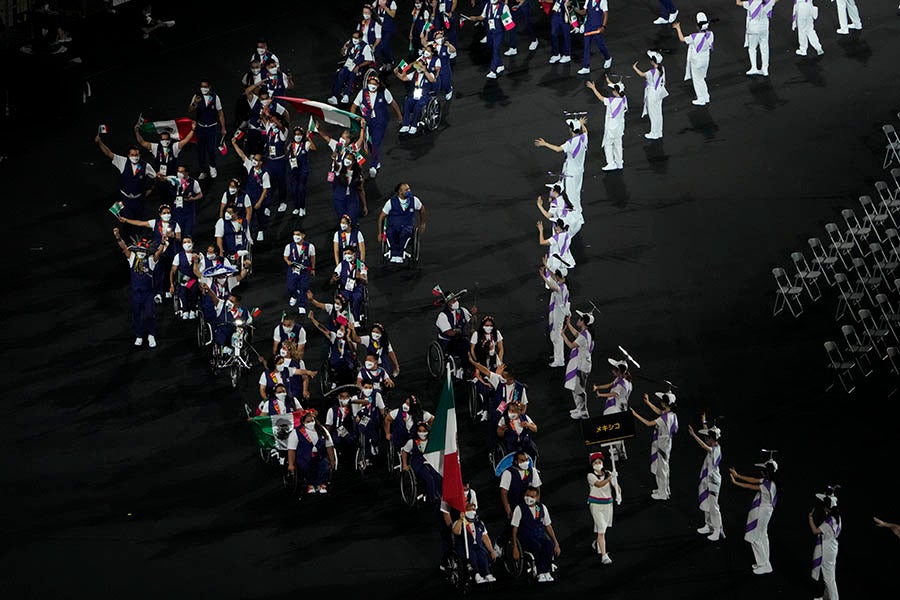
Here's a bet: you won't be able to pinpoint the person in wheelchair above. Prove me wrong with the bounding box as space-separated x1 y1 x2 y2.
256 382 302 416
510 487 562 583
352 381 384 464
470 315 504 370
201 287 251 358
393 53 436 136
325 387 358 460
384 394 434 449
351 322 400 377
170 235 201 319
272 312 307 357
497 400 538 458
435 291 476 378
259 352 316 404
328 31 376 106
400 422 443 505
451 502 498 584
500 451 542 521
333 213 367 266
308 314 358 387
287 410 336 495
196 262 248 328
378 182 427 264
357 353 395 393
331 245 368 326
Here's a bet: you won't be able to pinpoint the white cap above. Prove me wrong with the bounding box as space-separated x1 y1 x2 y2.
575 310 595 326
754 459 779 472
696 12 709 30
698 425 721 438
815 493 838 507
647 50 663 64
566 118 583 132
654 391 676 404
607 357 628 370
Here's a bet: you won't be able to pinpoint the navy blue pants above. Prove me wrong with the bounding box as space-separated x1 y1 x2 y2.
375 21 395 64
387 224 413 259
550 13 571 56
332 186 362 222
520 531 554 575
288 169 310 210
267 158 287 206
176 280 200 312
286 269 311 307
658 0 677 18
582 32 610 67
413 462 442 504
486 29 504 72
298 454 330 486
456 538 491 576
507 4 535 47
367 120 388 168
339 286 365 323
195 125 219 172
132 284 157 338
251 195 272 235
332 67 356 98
402 94 429 127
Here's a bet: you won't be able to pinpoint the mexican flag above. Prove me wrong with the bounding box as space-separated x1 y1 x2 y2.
307 115 318 134
354 150 367 167
424 366 467 512
275 96 362 132
501 5 516 30
138 117 194 142
422 19 434 35
249 412 303 450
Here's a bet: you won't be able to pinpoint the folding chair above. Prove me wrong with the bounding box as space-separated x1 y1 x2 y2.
834 273 864 321
890 168 900 201
875 180 900 216
885 229 900 262
808 237 839 286
884 124 900 169
859 309 891 356
859 196 888 242
874 293 900 344
841 324 874 378
869 243 899 281
841 209 872 256
824 341 855 393
772 267 803 318
886 347 900 377
790 251 822 301
824 223 856 271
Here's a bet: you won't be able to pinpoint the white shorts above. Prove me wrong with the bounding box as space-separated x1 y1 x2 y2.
590 502 613 533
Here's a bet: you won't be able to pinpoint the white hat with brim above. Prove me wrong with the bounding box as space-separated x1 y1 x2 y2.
575 310 595 325
754 460 779 472
654 391 676 404
815 493 838 506
698 426 721 437
607 358 628 370
443 290 467 304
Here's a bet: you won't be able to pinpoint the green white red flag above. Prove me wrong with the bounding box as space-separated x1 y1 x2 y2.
424 366 467 512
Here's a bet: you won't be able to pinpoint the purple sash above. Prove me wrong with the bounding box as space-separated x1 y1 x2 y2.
610 98 625 118
695 32 712 52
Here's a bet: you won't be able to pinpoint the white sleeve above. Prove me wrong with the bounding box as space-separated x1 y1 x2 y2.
510 506 522 527
297 328 307 345
401 440 414 453
309 243 316 257
542 506 552 526
435 313 451 332
215 95 223 110
352 91 364 107
333 264 342 276
172 143 182 157
283 244 292 257
261 172 271 188
325 409 336 427
381 200 392 214
172 254 182 267
111 155 127 172
273 325 282 342
191 181 201 194
147 219 157 228
488 372 503 389
384 89 394 103
243 158 253 173
149 143 159 155
287 430 299 450
599 0 608 11
328 139 338 152
276 104 287 116
389 408 399 420
469 332 478 345
214 219 225 238
499 470 512 490
414 197 423 210
423 410 434 422
374 22 382 38
220 192 228 205
242 194 252 208
363 46 375 61
496 331 504 342
258 373 267 386
532 469 543 488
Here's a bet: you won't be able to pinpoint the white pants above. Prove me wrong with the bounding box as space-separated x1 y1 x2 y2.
550 322 565 364
797 18 823 53
746 507 773 569
704 496 722 529
747 31 770 71
645 96 664 138
817 565 839 599
564 169 585 212
835 0 861 30
603 136 623 168
687 56 710 103
571 372 588 413
653 453 671 495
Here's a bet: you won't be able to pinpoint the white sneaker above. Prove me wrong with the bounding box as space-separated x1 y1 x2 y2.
445 90 453 100
147 335 157 348
549 55 561 64
198 172 208 180
479 36 487 44
760 68 769 77
559 55 571 64
653 17 668 24
484 574 496 582
816 48 824 56
691 99 707 106
408 126 417 134
528 40 539 51
390 256 404 263
264 208 271 217
836 28 849 34
291 209 299 215
153 294 162 304
707 529 723 541
327 96 339 105
298 307 307 315
480 411 489 422
849 23 862 30
542 573 555 582
277 202 287 212
548 361 564 367
602 164 618 171
752 564 773 575
668 10 678 23
746 68 760 75
165 291 173 299
256 231 264 242
298 208 306 216
289 297 297 306
496 65 505 73
340 94 350 104
399 125 410 133
474 574 487 584
795 49 807 56
651 491 668 501
209 167 217 178
536 574 549 582
486 71 497 79
504 48 518 56
134 337 143 346
603 57 613 69
576 67 590 75
601 553 612 564
697 525 711 535
188 311 197 319
369 166 378 179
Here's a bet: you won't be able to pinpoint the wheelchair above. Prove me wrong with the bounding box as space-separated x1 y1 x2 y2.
502 536 560 583
380 221 421 268
490 447 538 479
426 339 467 380
353 412 382 478
443 544 478 593
212 321 255 389
196 309 213 348
383 437 402 478
400 466 419 508
333 63 379 105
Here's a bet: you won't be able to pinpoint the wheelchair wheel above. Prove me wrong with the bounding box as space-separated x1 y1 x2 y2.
361 285 369 328
363 67 379 88
384 439 398 476
355 433 369 476
426 341 445 379
283 469 299 494
409 227 420 268
319 360 333 396
229 363 241 389
445 551 472 592
503 538 526 579
489 444 508 475
422 96 441 132
196 311 209 348
400 468 418 508
380 230 390 265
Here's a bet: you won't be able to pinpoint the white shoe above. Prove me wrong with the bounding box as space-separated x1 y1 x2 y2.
849 23 862 30
795 49 807 56
327 96 339 105
188 311 197 319
484 574 496 582
256 231 264 242
298 208 306 217
644 133 655 139
691 99 707 106
746 68 760 75
603 57 613 69
668 10 678 23
153 294 162 304
549 55 561 64
579 411 590 419
474 574 487 584
536 573 549 582
408 126 417 134
147 335 157 348
298 307 307 315
165 291 173 299
479 411 489 422
209 167 217 178
559 55 571 64
548 361 564 367
752 564 773 575
601 164 617 171
390 256 404 263
445 90 453 100
504 48 518 56
761 69 769 77
653 17 668 24
264 208 271 217
542 573 554 582
291 209 300 215
479 36 487 44
198 172 208 180
529 40 539 51
601 553 612 564
369 166 378 179
276 202 286 213
496 65 505 73
340 94 350 104
707 529 723 541
399 125 410 133
576 67 590 75
697 525 711 535
836 28 849 35
289 297 297 307
134 337 143 346
486 71 497 79
816 48 824 56
651 491 669 500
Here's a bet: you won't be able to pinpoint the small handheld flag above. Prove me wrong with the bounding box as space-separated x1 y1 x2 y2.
97 124 108 135
501 5 516 30
307 115 318 134
109 201 124 217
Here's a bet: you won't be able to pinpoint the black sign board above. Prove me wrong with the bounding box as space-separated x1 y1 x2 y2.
582 412 636 446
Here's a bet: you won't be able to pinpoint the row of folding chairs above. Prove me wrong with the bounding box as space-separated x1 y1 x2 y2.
884 118 900 169
825 320 899 394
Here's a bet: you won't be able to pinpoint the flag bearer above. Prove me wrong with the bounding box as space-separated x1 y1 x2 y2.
351 74 402 177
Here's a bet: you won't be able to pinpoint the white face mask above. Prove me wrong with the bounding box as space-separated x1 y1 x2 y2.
257 47 266 55
228 187 237 195
276 362 286 372
304 421 316 430
423 52 432 59
268 67 278 75
294 135 303 142
160 213 171 222
435 38 444 45
593 464 604 473
465 510 477 520
519 461 530 471
335 330 345 339
183 242 193 252
224 212 233 221
251 67 261 75
483 326 493 333
275 392 286 401
176 172 185 180
129 156 140 164
251 159 259 167
417 431 428 440
340 222 349 231
524 496 536 506
344 254 354 263
362 388 373 397
200 87 210 95
371 332 382 341
206 253 216 261
279 348 289 357
367 84 378 92
363 12 372 19
365 361 375 370
225 300 234 310
450 301 460 311
402 403 410 412
261 99 271 106
160 139 171 147
339 398 349 406
343 158 353 167
293 235 303 243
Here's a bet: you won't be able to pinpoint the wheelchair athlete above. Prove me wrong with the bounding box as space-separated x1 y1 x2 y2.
471 360 528 429
357 352 394 393
351 381 385 464
400 422 443 505
325 386 358 460
510 486 561 583
435 290 477 378
256 382 302 416
308 313 358 388
378 182 427 264
331 244 368 327
384 394 434 450
287 409 336 495
393 52 436 136
496 400 538 459
201 287 252 358
500 452 543 522
350 322 400 377
451 502 498 585
328 31 376 106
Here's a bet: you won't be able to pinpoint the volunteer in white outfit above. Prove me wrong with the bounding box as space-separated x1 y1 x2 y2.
533 117 588 212
538 218 576 275
730 456 779 575
673 13 714 106
809 488 841 600
537 188 583 238
592 358 632 460
632 50 668 140
833 0 862 34
562 310 595 419
737 0 779 77
688 416 724 541
586 77 627 171
632 392 679 500
586 451 622 565
793 0 824 55
539 264 570 368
